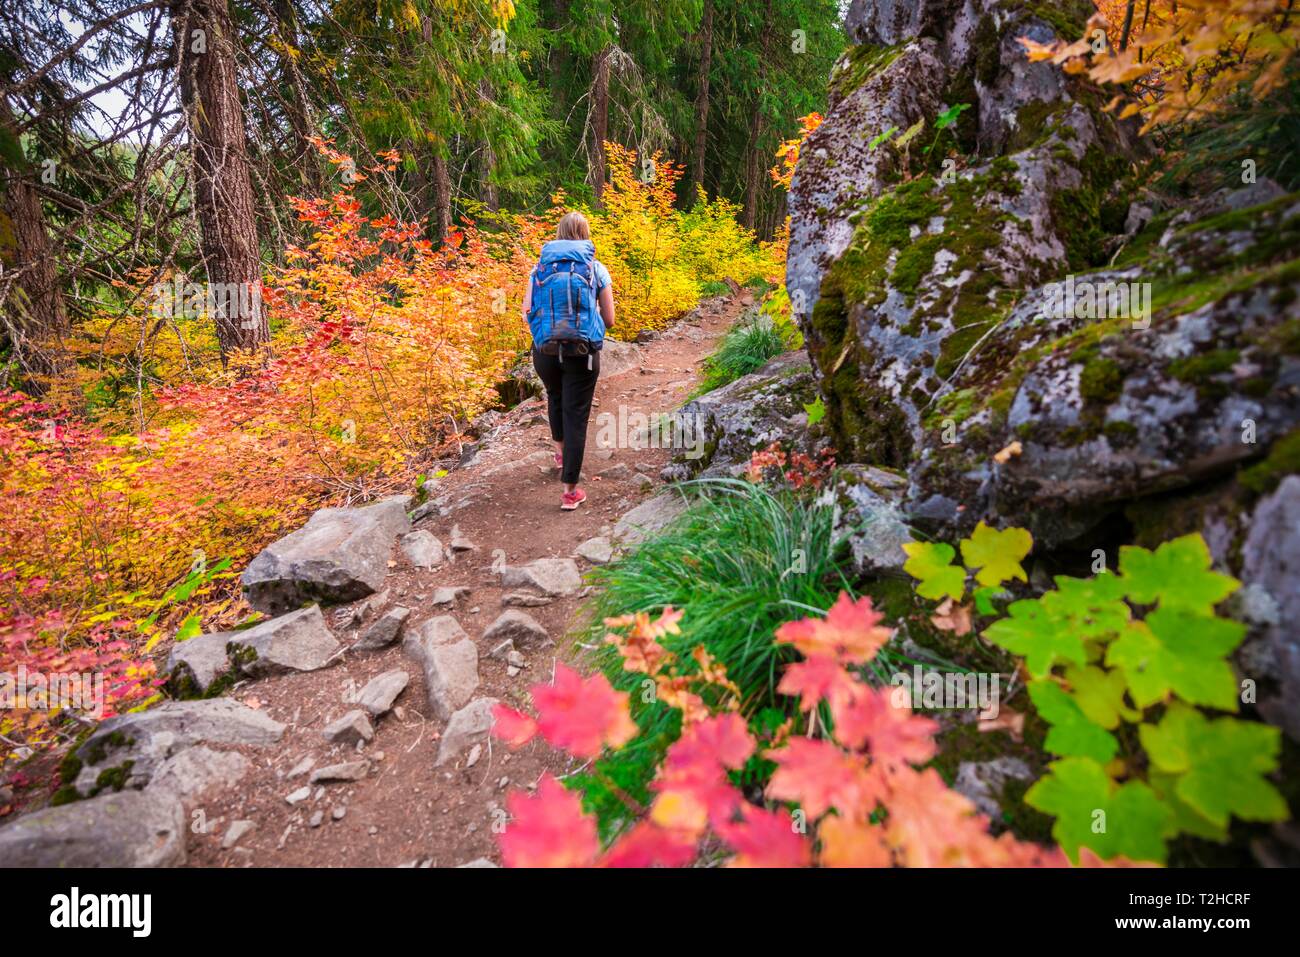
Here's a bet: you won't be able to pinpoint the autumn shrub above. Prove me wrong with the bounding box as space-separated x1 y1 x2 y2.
491 601 1135 867
0 141 781 770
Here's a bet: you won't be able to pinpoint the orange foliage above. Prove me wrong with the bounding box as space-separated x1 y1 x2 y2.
491 601 1159 868
1021 1 1299 130
1 140 781 769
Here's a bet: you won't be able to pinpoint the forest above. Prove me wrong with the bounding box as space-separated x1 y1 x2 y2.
1 0 1299 883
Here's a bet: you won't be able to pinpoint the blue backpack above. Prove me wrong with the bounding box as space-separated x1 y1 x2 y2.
527 239 605 354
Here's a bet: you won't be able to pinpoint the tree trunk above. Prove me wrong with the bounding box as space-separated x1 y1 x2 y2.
432 151 452 243
479 78 500 212
172 0 267 361
590 45 611 204
0 93 70 388
690 0 713 203
741 0 774 231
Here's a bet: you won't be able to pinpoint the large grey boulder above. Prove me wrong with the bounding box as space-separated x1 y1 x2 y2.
67 698 285 798
0 788 187 867
498 558 582 597
1240 477 1300 740
241 496 412 614
145 746 250 805
403 617 480 720
168 606 339 694
901 192 1300 543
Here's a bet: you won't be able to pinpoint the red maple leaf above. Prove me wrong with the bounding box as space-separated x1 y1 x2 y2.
765 737 883 820
717 804 812 868
531 663 637 759
833 687 939 766
498 775 598 868
775 593 893 664
490 704 538 748
777 653 865 714
599 821 698 868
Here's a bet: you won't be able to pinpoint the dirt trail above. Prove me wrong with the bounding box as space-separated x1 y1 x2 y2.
182 294 746 867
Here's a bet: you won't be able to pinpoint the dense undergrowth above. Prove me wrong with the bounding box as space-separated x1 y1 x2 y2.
0 143 782 765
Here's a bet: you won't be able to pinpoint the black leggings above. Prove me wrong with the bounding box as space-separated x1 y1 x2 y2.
533 347 601 484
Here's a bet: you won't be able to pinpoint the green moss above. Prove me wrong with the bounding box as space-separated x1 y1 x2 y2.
1240 429 1300 495
1050 146 1132 269
1169 348 1240 399
94 761 134 794
832 44 903 101
1078 357 1123 404
1104 420 1139 447
891 235 944 297
924 388 980 430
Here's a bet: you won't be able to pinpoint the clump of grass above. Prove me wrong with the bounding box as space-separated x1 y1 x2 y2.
693 310 799 396
570 478 938 836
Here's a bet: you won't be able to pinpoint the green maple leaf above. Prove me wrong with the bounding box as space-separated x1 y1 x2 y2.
959 522 1033 588
1025 757 1171 865
1063 664 1140 729
1149 771 1228 843
1105 608 1245 710
1118 534 1239 615
803 396 825 426
902 541 965 601
983 598 1087 678
1040 573 1131 645
1139 704 1286 829
1029 680 1118 762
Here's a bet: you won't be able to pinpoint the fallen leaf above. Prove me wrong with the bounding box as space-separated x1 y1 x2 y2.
930 598 973 636
993 440 1023 464
978 706 1025 742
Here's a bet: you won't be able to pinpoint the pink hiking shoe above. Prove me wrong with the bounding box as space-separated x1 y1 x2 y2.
561 488 587 511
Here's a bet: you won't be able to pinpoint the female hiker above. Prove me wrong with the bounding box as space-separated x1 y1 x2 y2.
522 212 616 510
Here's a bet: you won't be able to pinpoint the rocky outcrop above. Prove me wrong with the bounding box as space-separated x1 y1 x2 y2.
61 698 286 800
663 350 819 481
241 496 412 614
0 788 187 867
167 605 340 695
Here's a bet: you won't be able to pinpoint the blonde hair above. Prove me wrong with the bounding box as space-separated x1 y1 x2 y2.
556 211 591 241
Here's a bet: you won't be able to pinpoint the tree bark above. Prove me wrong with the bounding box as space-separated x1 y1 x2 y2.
690 0 713 203
432 151 452 243
172 0 267 361
590 45 611 204
0 106 71 387
479 77 500 212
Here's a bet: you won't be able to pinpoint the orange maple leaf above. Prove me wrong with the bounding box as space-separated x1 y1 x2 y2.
775 592 893 664
765 737 884 820
777 653 866 713
818 814 894 868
